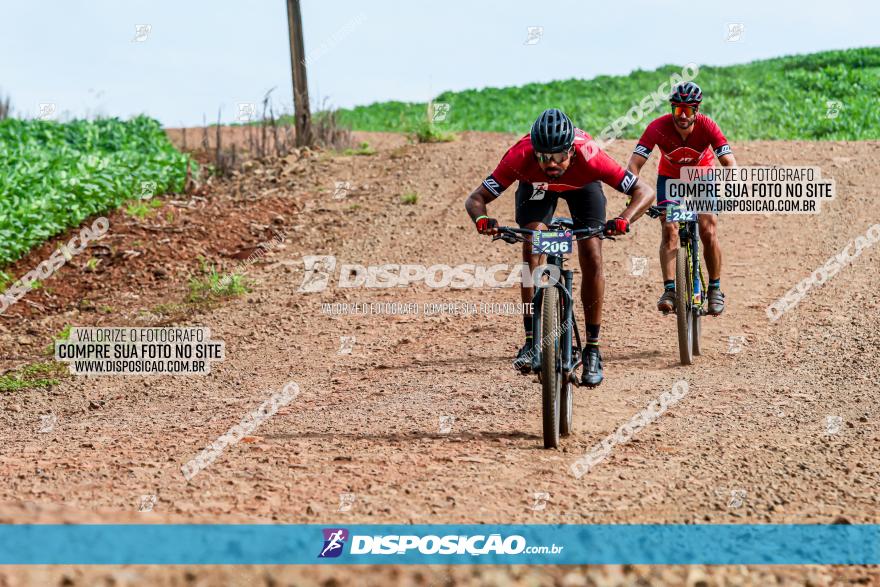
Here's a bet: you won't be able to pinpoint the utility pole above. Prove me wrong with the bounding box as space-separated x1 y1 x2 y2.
286 0 312 147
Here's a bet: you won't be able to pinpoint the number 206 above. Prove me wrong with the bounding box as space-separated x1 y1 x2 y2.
540 241 569 253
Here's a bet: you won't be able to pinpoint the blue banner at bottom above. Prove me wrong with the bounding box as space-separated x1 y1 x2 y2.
0 524 877 565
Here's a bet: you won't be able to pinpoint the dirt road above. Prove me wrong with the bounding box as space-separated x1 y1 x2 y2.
0 133 878 585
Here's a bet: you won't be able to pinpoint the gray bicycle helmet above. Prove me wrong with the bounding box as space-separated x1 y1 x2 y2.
530 108 575 153
670 82 703 104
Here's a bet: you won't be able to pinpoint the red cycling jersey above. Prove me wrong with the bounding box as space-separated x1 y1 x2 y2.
632 114 732 178
483 128 638 197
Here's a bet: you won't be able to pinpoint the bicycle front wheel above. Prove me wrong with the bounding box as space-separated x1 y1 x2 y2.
675 247 694 365
541 286 561 448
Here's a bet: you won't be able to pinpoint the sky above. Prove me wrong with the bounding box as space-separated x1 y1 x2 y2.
1 0 877 127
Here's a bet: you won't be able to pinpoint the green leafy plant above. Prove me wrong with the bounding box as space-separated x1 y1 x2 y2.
400 192 419 205
0 116 195 265
336 47 880 141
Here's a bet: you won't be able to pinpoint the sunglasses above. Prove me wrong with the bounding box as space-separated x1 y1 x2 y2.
672 104 698 117
536 148 573 164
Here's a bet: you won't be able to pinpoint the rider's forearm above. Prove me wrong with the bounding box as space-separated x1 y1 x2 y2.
719 154 737 167
465 195 487 223
618 183 654 223
464 185 495 222
626 155 646 176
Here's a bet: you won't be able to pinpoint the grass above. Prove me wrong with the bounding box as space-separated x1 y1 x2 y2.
336 47 880 141
56 324 72 340
42 324 72 357
125 198 164 219
152 303 182 315
400 192 419 205
411 120 456 143
0 361 67 392
187 266 250 303
342 141 375 156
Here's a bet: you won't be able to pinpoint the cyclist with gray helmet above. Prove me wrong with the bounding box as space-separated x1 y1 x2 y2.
465 108 654 387
626 82 737 316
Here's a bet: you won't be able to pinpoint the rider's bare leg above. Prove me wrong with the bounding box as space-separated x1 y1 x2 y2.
577 234 605 387
520 221 548 338
577 236 604 331
698 212 724 314
698 213 721 280
660 218 679 281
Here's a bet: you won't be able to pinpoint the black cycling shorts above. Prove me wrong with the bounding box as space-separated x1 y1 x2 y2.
657 174 718 208
514 181 606 230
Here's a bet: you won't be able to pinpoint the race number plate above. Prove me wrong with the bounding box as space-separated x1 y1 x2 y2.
531 230 573 255
666 205 697 223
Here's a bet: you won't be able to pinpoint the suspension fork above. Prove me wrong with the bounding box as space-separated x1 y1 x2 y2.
561 268 575 372
691 221 702 305
679 221 702 305
532 286 544 372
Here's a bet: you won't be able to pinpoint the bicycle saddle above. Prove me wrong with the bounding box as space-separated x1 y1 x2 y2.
549 217 574 229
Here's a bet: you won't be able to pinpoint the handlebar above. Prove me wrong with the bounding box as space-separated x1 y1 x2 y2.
491 225 610 245
646 206 664 219
647 203 699 223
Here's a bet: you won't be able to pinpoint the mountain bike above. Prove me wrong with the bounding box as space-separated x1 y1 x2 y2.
492 218 608 448
647 202 706 365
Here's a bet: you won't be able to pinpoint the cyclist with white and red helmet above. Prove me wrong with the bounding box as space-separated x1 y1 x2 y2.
626 82 737 315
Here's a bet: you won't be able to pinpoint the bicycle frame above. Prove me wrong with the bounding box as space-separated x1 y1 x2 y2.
679 219 705 310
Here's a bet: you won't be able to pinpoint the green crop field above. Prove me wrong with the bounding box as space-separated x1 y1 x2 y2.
336 47 880 141
0 116 192 265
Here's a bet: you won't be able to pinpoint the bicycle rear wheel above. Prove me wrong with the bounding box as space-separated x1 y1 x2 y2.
560 344 574 437
675 247 694 365
692 310 702 356
541 287 561 448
